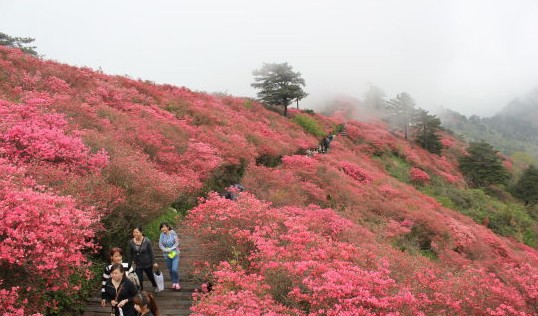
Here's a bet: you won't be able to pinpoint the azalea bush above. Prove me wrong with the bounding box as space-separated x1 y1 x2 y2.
0 159 98 315
410 167 430 185
186 193 537 315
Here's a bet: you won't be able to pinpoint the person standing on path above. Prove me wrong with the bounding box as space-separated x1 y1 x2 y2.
103 263 138 316
101 247 135 307
158 222 181 291
128 226 159 293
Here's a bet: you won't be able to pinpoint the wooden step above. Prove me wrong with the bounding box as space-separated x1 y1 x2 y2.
82 223 205 316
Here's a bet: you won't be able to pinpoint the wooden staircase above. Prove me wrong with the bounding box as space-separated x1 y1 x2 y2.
82 226 204 316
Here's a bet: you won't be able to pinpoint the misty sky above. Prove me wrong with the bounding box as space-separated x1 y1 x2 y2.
2 0 538 117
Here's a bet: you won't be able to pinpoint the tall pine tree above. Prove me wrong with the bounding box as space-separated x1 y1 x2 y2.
512 164 538 207
386 92 416 139
459 141 510 187
251 63 307 117
413 109 443 154
0 32 38 56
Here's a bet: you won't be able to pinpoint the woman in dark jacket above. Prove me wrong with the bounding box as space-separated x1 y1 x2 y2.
103 263 138 316
128 226 158 292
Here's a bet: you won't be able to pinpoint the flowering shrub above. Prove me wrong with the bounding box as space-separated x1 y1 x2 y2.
186 194 537 315
0 99 109 174
281 154 318 170
409 167 430 185
440 137 455 148
339 161 374 184
0 159 97 314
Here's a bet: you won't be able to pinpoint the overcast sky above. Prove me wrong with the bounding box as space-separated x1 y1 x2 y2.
2 0 538 117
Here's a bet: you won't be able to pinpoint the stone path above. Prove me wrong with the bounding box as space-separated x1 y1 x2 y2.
82 225 204 316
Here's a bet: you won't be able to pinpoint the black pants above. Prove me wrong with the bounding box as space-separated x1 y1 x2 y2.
135 265 157 290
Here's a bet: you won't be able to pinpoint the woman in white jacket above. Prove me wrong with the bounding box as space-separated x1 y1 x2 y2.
158 222 180 290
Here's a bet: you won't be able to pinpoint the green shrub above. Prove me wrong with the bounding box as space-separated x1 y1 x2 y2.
292 114 325 137
334 124 345 134
421 179 538 246
202 159 247 195
243 99 254 109
377 154 410 183
393 223 438 260
144 207 180 241
47 257 106 315
256 153 283 168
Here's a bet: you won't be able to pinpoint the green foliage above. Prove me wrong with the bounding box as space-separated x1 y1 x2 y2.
243 99 254 109
413 109 443 154
301 109 315 115
333 124 345 134
201 159 247 195
459 141 510 187
164 102 188 118
486 204 535 242
144 207 180 241
511 151 537 168
393 223 438 260
439 105 538 162
251 62 308 117
264 267 301 309
512 165 538 207
291 114 325 137
0 32 38 56
171 194 198 218
385 92 416 139
45 261 105 315
377 153 411 183
422 179 538 246
256 153 283 168
363 84 387 110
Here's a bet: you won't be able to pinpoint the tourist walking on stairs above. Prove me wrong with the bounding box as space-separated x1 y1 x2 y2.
128 226 159 293
158 222 181 291
133 291 160 316
101 247 135 307
103 263 138 316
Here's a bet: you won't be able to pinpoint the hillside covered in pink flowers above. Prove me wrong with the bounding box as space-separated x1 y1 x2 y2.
1 46 538 315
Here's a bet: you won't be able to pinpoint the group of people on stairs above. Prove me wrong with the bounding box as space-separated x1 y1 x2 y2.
100 222 180 316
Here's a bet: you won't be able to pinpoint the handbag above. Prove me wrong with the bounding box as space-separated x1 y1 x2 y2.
110 283 124 316
154 269 165 291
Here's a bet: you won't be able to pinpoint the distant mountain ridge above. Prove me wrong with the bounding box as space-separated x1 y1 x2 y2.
440 89 538 161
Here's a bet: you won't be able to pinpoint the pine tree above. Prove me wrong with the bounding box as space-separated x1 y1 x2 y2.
413 109 443 154
459 141 510 187
512 165 538 207
0 32 38 56
385 92 416 139
251 63 307 117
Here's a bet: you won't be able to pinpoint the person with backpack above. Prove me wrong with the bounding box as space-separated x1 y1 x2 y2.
103 263 138 316
128 226 159 294
101 247 138 307
158 222 181 291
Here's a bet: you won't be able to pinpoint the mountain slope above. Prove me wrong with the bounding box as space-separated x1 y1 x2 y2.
440 90 538 162
1 46 538 315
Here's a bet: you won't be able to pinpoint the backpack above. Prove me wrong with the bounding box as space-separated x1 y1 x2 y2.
126 271 141 291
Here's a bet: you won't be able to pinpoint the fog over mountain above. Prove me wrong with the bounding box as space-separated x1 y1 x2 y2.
2 0 538 117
